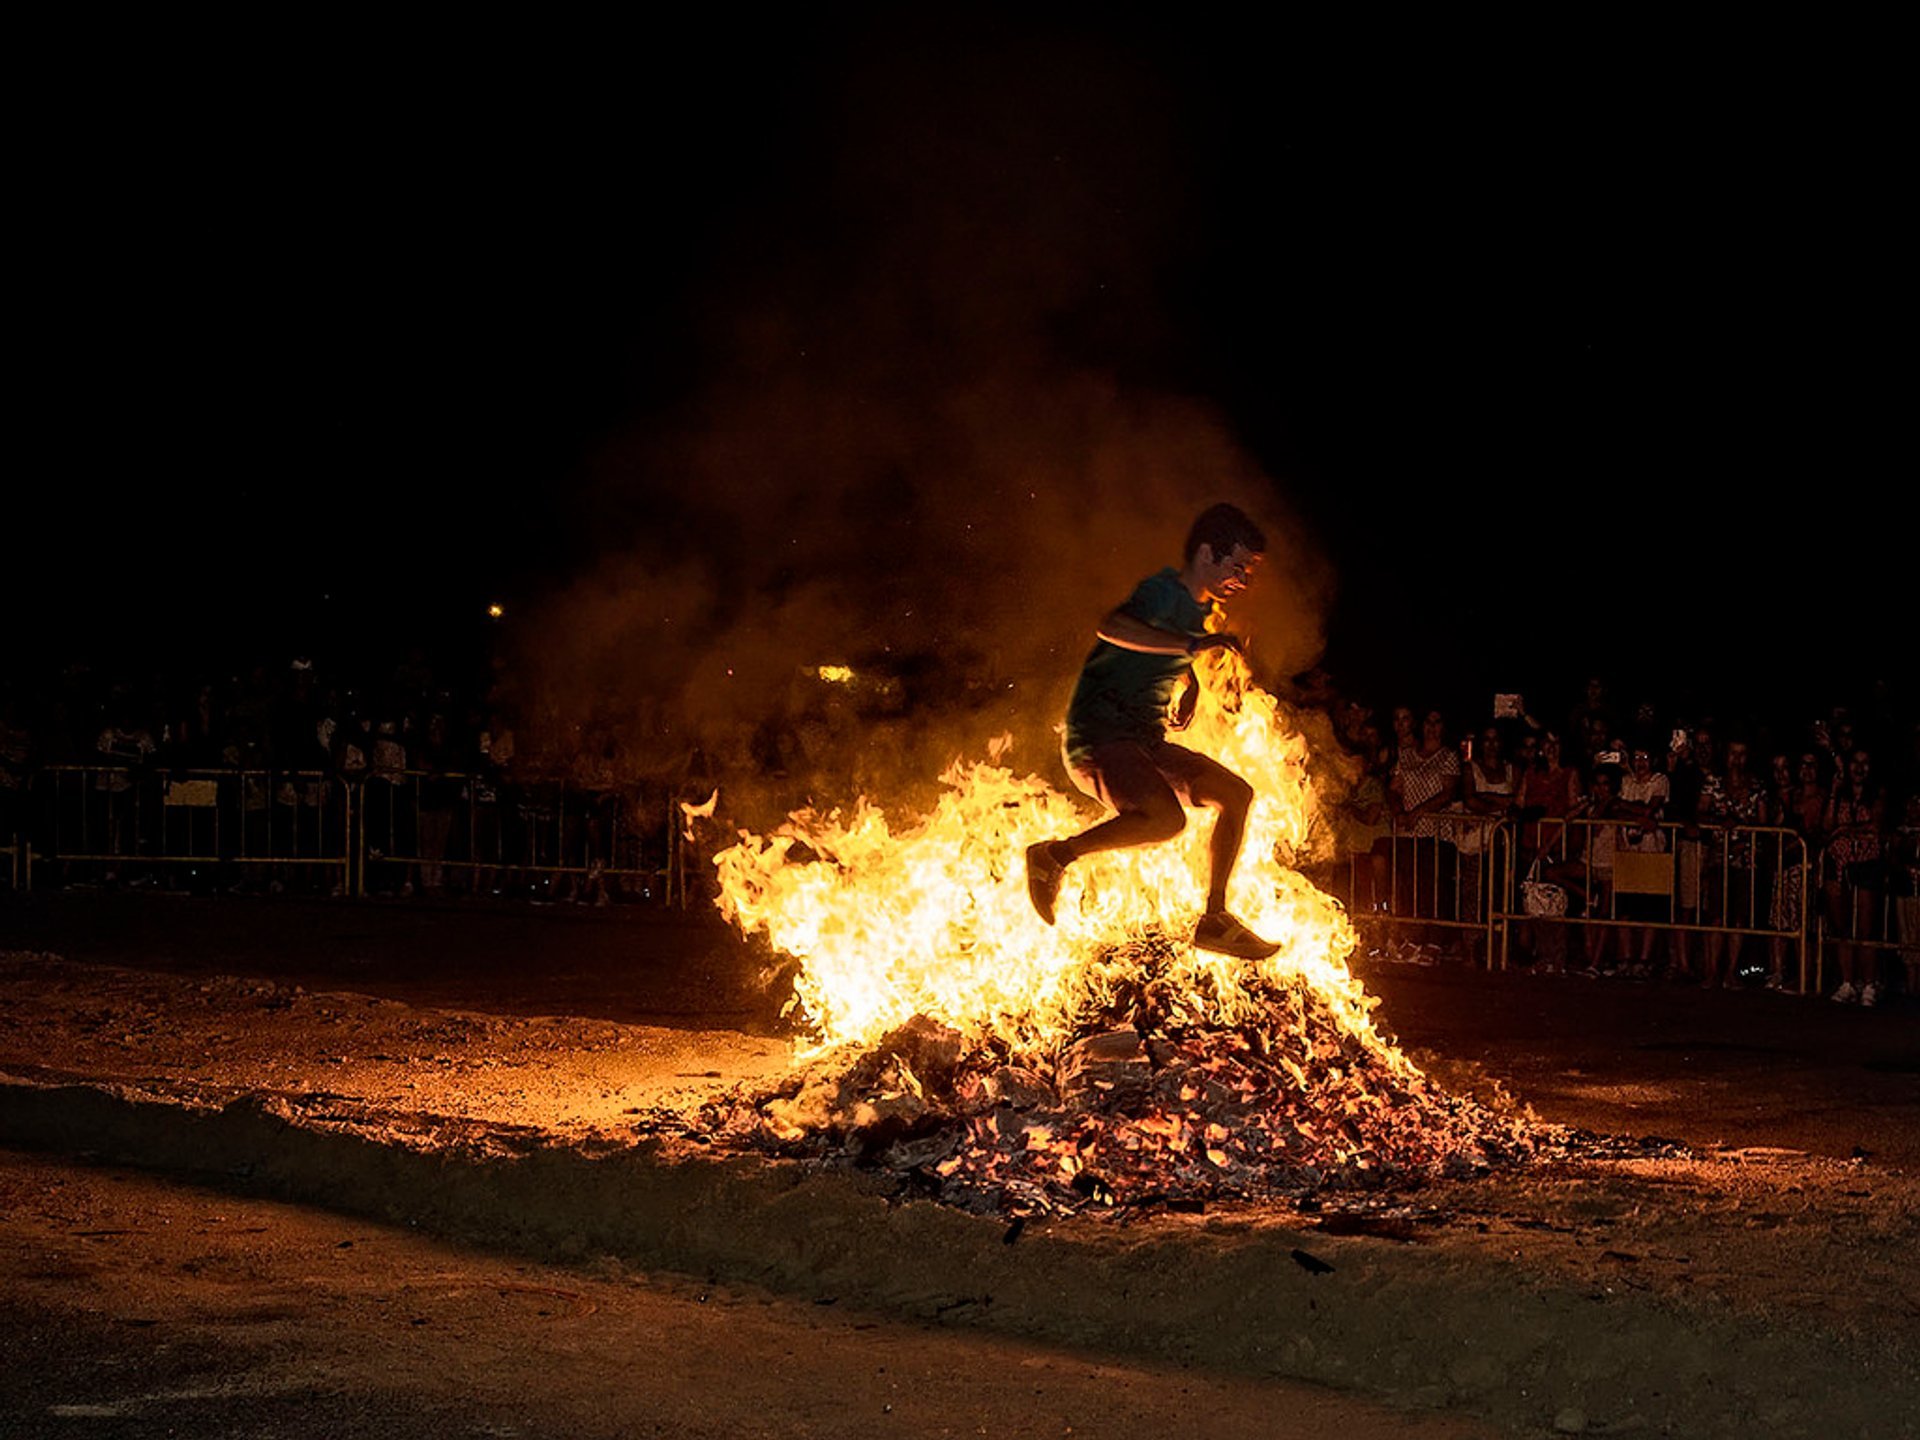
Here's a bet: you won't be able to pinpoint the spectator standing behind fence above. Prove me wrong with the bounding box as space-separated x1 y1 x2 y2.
94 694 155 886
1666 728 1717 980
414 711 461 898
1386 706 1416 770
328 705 371 898
1510 729 1538 782
1699 739 1768 988
1513 731 1583 971
1517 732 1584 855
1889 793 1920 1003
1615 747 1671 978
1567 677 1616 757
270 661 334 894
1576 767 1623 972
366 715 411 897
1387 709 1460 959
473 715 517 897
165 682 226 769
1333 721 1392 923
1768 751 1793 811
1457 724 1514 960
1824 750 1886 1006
1766 749 1828 991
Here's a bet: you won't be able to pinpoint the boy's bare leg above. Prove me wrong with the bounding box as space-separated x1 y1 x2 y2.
1027 747 1182 925
1183 764 1253 914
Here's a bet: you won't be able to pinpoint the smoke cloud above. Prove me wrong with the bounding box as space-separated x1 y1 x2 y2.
509 22 1335 821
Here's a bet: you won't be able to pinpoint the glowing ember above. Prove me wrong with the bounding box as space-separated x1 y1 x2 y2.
650 964 1545 1216
815 664 855 684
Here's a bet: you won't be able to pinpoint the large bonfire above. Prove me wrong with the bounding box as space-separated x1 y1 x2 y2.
660 649 1542 1216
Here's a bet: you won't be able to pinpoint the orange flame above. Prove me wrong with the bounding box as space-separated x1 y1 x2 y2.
711 651 1404 1071
679 789 719 839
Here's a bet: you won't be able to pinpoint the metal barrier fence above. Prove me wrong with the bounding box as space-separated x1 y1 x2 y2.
1485 817 1812 990
14 768 1916 992
31 765 354 891
1813 846 1920 996
356 770 684 903
16 765 695 905
1 833 27 890
1341 814 1826 990
1331 811 1511 963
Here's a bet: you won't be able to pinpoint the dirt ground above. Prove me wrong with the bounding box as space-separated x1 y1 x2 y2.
0 1147 1510 1440
2 893 1918 1437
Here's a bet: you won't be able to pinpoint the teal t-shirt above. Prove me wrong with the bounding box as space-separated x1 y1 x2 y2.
1063 568 1211 764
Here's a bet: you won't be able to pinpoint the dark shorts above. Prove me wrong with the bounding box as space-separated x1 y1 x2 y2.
1065 738 1233 813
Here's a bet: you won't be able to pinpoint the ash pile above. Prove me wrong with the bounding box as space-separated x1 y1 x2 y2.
641 936 1545 1217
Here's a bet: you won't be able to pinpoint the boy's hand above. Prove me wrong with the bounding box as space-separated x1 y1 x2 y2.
1169 682 1198 731
1190 632 1245 656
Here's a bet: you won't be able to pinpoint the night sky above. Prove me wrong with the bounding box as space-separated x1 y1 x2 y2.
14 15 1905 744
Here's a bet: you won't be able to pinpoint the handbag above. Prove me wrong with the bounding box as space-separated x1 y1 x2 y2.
1520 858 1568 917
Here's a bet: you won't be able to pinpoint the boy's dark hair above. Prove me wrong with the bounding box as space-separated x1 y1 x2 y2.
1184 503 1267 565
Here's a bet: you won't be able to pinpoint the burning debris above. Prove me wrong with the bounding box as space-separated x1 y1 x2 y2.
641 935 1544 1218
655 653 1551 1216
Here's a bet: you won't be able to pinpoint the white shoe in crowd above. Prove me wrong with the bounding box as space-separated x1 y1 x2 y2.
1829 982 1858 1004
1860 982 1881 1008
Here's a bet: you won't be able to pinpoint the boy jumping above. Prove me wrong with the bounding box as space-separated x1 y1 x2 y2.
1025 502 1279 960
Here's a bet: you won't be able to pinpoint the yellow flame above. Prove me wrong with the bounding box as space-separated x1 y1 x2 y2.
815 665 855 684
711 651 1404 1071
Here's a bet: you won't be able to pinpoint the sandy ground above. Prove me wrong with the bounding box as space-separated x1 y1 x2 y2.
2 896 1918 1437
0 1148 1510 1440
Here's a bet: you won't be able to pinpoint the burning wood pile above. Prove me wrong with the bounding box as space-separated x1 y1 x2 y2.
658 658 1549 1216
643 934 1541 1217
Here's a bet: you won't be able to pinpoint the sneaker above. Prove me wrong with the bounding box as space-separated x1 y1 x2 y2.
1830 982 1858 1004
1193 910 1280 960
1860 982 1881 1008
1025 841 1070 925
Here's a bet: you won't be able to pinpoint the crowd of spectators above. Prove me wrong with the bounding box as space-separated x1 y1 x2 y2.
6 655 1918 1004
1309 674 1920 1008
0 650 695 905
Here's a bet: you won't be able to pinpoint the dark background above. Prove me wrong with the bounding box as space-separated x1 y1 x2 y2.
12 13 1906 743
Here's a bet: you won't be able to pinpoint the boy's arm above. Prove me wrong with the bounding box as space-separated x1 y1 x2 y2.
1094 609 1242 656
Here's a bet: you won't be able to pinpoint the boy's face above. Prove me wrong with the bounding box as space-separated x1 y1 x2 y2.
1193 543 1261 601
